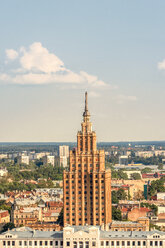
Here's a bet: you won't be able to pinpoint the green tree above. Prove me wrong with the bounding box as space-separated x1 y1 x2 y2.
112 206 122 220
56 209 63 226
131 173 141 180
1 223 15 233
158 164 163 170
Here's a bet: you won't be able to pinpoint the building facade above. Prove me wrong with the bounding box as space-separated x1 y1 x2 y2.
63 92 111 227
59 146 69 168
0 226 165 248
43 155 55 167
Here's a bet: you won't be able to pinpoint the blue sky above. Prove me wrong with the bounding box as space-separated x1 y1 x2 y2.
0 0 165 142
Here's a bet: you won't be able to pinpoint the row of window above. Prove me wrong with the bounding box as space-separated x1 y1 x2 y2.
65 180 104 184
3 240 63 246
100 240 163 247
2 240 163 247
66 217 104 222
66 207 104 211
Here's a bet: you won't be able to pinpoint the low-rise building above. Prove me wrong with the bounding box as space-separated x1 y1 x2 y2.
0 226 164 248
0 210 10 224
12 207 42 227
104 217 149 231
128 207 154 221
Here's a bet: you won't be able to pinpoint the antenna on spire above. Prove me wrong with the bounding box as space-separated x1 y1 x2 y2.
85 91 88 112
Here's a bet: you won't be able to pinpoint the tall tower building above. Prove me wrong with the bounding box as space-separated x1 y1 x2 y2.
63 92 111 227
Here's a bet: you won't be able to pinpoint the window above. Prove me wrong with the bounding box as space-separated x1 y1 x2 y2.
66 241 70 246
117 241 120 246
34 241 37 246
55 241 58 246
127 241 130 246
24 241 27 246
61 241 63 246
138 241 140 246
45 241 48 246
79 241 83 248
111 241 114 246
85 241 89 248
132 241 135 246
160 241 163 246
12 241 15 246
29 241 32 246
40 241 42 246
101 241 104 246
106 241 109 246
155 241 158 246
150 241 153 246
73 241 77 248
50 241 53 246
122 241 125 246
3 241 6 246
92 241 96 246
143 241 146 246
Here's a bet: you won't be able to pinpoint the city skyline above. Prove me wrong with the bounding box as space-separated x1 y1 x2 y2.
1 1 165 142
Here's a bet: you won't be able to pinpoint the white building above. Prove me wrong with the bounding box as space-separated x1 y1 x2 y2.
119 156 128 166
43 155 54 166
157 192 165 201
0 226 164 248
123 170 141 179
59 146 69 168
0 168 8 177
18 155 29 165
59 146 69 157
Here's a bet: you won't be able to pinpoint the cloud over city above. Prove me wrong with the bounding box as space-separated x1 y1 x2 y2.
0 42 107 87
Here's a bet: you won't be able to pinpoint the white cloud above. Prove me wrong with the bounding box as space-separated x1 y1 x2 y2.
19 42 65 73
158 59 165 70
0 42 109 88
6 49 18 60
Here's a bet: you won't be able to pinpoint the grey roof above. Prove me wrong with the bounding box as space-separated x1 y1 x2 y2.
1 227 63 239
1 226 165 240
100 230 165 239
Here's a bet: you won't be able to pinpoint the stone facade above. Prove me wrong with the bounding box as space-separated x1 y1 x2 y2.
63 92 111 227
0 226 165 248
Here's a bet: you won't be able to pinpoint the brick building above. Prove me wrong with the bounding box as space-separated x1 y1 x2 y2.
63 92 111 227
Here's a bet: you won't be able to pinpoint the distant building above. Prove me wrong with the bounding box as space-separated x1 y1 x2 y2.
0 210 10 224
59 146 69 168
43 155 54 166
12 207 42 227
123 170 141 179
0 154 7 159
119 156 128 166
18 155 29 165
106 217 149 231
157 192 165 201
0 168 8 177
59 146 69 157
35 152 50 160
128 207 154 221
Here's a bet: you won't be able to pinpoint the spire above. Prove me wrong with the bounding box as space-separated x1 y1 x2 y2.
85 91 88 112
83 91 90 119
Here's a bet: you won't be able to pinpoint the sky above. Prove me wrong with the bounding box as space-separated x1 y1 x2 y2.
0 0 165 142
